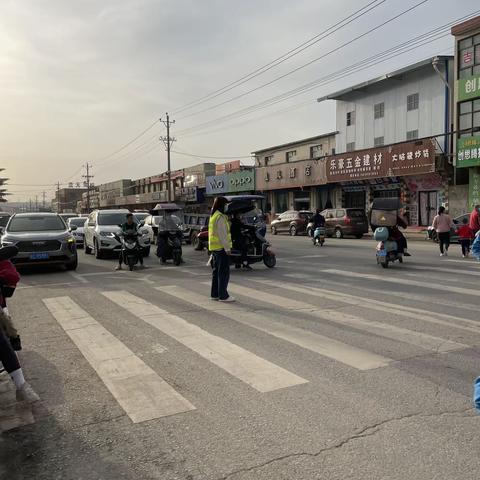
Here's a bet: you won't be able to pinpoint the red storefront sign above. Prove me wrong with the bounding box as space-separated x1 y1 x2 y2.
325 139 435 183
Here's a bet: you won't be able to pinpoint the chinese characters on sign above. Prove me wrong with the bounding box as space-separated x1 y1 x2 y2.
456 135 480 168
325 140 435 182
457 73 480 102
469 168 480 209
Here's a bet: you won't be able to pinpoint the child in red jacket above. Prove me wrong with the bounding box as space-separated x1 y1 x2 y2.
457 218 474 258
0 258 21 350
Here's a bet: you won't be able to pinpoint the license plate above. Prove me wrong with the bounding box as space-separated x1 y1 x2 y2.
30 252 49 260
377 250 387 257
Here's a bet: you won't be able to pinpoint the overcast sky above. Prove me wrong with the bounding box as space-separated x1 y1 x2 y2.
1 0 477 201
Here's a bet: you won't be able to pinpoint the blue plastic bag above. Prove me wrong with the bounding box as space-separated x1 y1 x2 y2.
473 377 480 411
471 234 480 261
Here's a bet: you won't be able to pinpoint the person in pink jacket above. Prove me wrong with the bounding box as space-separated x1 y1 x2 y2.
432 206 454 256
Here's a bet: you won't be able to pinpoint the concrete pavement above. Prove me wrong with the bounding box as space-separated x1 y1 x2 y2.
1 235 479 480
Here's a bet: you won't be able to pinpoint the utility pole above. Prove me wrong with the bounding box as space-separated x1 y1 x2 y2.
56 182 61 213
35 195 38 212
160 114 176 202
82 163 94 213
42 191 46 210
29 198 32 211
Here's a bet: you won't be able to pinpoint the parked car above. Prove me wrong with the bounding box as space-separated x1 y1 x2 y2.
0 213 11 230
67 217 86 248
84 209 151 259
321 208 369 238
183 213 210 245
1 213 78 269
270 210 313 236
427 213 469 243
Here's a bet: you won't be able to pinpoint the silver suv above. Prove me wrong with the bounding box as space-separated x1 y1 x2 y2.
1 213 78 269
84 209 151 259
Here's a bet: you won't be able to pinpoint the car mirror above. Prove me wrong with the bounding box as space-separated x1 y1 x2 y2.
0 227 4 235
70 225 78 231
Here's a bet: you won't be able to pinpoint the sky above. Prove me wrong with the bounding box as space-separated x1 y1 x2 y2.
0 0 478 202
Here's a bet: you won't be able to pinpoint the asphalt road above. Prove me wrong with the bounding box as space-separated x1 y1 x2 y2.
1 234 480 480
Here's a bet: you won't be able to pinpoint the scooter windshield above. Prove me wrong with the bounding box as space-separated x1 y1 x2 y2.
158 213 183 232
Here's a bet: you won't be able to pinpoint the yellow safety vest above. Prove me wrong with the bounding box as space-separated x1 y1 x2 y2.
208 210 232 251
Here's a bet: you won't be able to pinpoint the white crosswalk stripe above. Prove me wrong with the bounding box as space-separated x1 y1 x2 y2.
403 264 480 277
252 279 480 335
321 269 480 297
43 296 195 423
102 290 308 393
157 286 392 371
225 284 467 353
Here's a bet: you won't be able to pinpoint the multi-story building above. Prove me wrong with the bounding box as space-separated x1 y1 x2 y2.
317 56 454 226
451 16 480 214
205 160 256 199
53 187 87 213
253 133 337 215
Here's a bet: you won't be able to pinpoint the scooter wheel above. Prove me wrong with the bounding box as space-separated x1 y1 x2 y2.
381 260 389 269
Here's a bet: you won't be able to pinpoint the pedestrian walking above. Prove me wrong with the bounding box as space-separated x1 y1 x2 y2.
0 331 39 403
470 204 480 234
209 197 235 302
457 218 474 258
472 230 480 262
432 206 454 256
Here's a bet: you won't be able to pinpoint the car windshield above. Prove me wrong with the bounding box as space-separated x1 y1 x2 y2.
158 213 182 231
0 216 10 227
98 213 136 226
8 216 66 232
69 218 86 227
299 212 313 219
134 213 149 221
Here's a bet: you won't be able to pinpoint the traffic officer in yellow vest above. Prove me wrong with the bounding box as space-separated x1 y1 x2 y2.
209 197 235 302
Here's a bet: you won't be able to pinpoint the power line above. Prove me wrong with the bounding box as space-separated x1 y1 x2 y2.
178 9 477 138
171 150 252 160
177 0 429 122
171 0 386 115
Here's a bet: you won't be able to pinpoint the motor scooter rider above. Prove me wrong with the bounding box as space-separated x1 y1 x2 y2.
387 214 411 256
231 213 253 270
311 209 326 237
116 213 143 270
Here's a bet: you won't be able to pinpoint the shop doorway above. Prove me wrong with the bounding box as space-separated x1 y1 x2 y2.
294 190 310 211
418 191 437 226
344 190 366 209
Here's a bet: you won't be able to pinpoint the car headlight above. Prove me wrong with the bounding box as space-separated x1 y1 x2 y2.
100 232 115 238
67 237 75 244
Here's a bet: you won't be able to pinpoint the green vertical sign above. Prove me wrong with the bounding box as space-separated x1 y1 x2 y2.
470 167 480 209
457 135 480 168
457 73 480 102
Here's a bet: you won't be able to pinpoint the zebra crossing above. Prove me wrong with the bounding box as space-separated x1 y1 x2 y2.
28 261 480 426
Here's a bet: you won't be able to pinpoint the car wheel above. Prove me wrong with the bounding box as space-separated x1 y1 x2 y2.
289 225 297 236
334 228 343 239
271 226 277 235
431 231 438 243
192 234 201 250
355 234 363 239
66 254 78 271
85 242 92 254
94 239 103 259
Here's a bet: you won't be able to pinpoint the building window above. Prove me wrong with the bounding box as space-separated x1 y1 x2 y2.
346 111 355 126
406 130 419 140
374 102 385 119
286 150 297 162
374 136 384 147
310 145 323 158
264 155 273 166
459 99 480 137
458 34 480 78
346 142 355 152
407 93 419 111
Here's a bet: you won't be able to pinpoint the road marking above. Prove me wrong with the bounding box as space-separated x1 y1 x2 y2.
160 286 392 371
226 283 467 353
321 269 480 297
313 277 480 313
252 278 480 337
401 264 480 277
284 273 314 279
43 296 195 422
445 259 480 265
103 290 307 392
66 271 89 284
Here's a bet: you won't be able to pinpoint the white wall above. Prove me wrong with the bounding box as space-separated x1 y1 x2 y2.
334 63 450 154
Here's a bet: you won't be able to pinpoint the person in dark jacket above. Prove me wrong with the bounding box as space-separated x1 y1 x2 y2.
310 209 325 237
231 213 252 270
